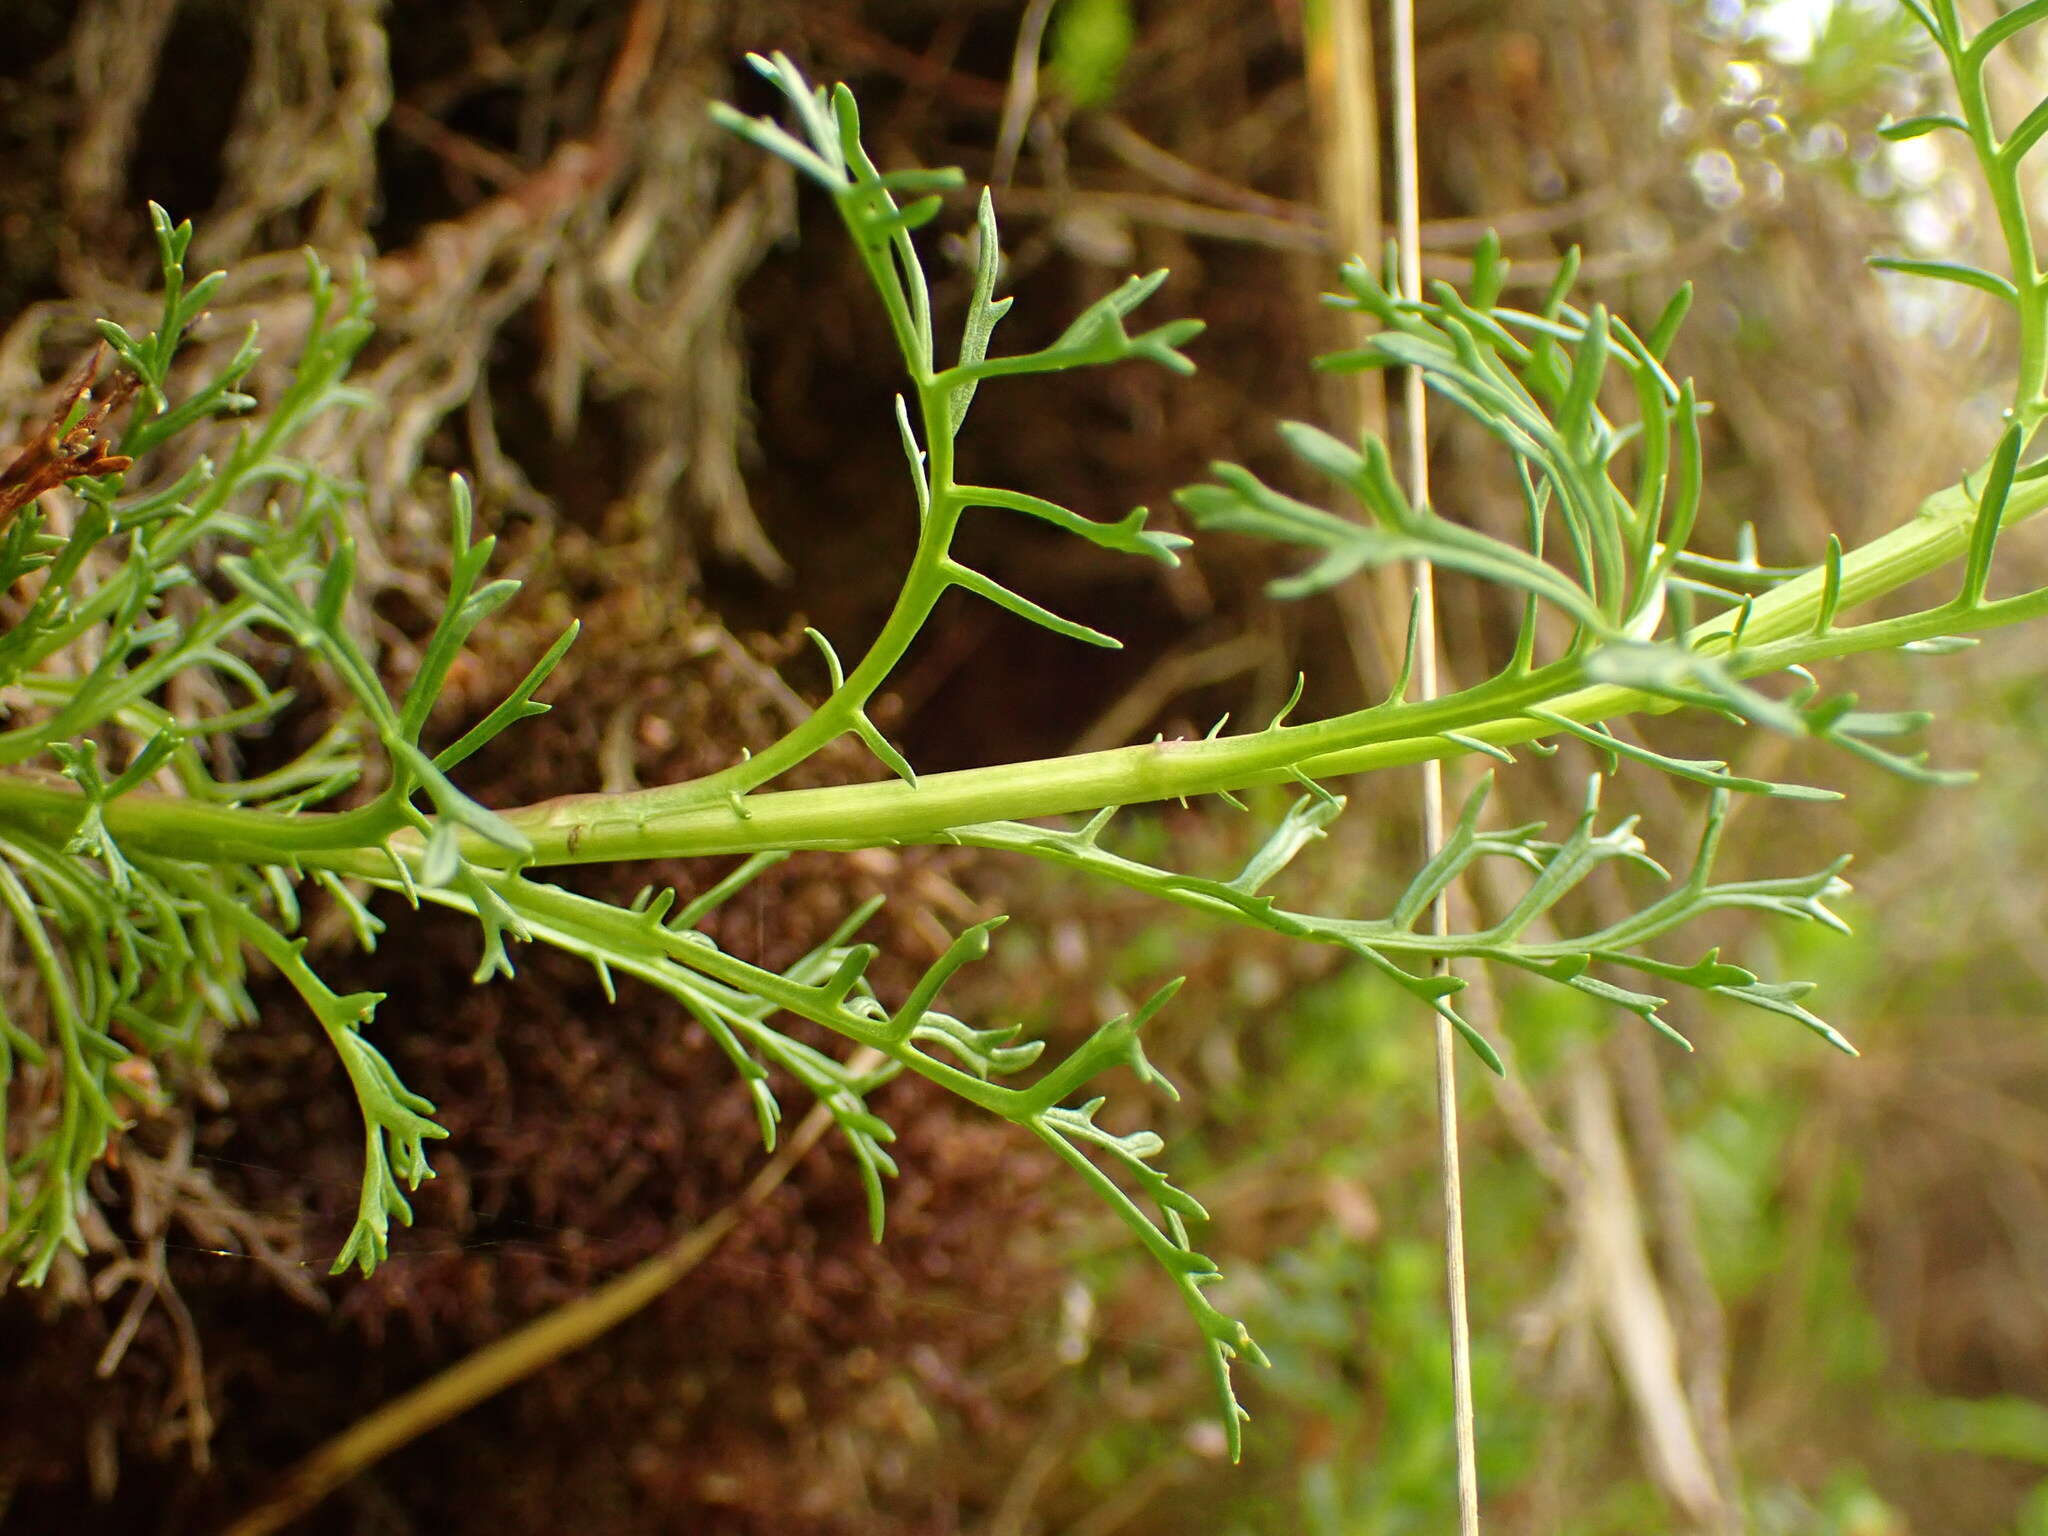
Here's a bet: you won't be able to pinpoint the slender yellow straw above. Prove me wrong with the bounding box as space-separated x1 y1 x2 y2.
1386 0 1482 1527
220 1061 869 1536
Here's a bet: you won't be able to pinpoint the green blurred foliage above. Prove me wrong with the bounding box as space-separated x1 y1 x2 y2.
1800 1 1930 119
1905 1396 2048 1468
1048 0 1135 109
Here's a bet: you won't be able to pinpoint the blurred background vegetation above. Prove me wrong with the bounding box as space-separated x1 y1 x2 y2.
2 0 2046 1531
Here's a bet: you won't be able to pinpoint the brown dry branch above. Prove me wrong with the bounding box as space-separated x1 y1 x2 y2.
0 345 134 523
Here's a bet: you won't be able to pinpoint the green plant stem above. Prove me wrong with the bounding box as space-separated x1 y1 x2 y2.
0 462 2038 876
489 469 2043 863
671 130 964 808
1939 0 2048 421
676 507 962 806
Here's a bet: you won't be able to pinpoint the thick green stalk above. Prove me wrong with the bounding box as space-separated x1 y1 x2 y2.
482 467 2047 862
4 463 2034 876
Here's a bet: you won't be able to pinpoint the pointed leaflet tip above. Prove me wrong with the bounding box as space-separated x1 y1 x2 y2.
946 561 1122 646
1446 1004 1507 1076
1877 112 1967 140
830 80 862 155
1469 227 1508 310
852 711 918 786
1277 419 1367 489
953 484 1187 566
1646 282 1694 360
1869 256 2020 305
1646 1013 1696 1051
949 188 1009 432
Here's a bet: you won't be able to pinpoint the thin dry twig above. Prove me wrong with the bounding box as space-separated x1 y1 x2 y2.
1566 1057 1724 1525
220 1052 877 1536
0 346 135 523
1611 1029 1743 1529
